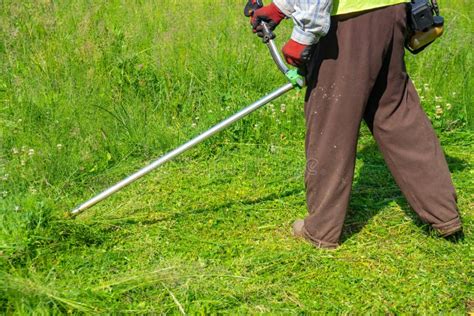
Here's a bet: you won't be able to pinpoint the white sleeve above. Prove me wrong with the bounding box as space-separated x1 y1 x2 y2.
273 0 333 45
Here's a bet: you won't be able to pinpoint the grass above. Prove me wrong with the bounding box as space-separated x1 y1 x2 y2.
1 0 473 313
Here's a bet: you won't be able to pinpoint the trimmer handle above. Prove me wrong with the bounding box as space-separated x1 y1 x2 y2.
244 0 263 17
244 0 275 42
244 0 305 88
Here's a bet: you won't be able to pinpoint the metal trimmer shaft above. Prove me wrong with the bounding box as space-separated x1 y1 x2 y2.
71 19 305 216
71 82 294 216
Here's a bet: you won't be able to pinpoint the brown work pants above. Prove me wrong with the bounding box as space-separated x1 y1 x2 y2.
302 4 461 248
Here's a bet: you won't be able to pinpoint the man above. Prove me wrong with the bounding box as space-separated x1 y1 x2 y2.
250 0 462 249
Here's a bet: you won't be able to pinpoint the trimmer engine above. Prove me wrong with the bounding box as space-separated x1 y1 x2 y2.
406 0 444 54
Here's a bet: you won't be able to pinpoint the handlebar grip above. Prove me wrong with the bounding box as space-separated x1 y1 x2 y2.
244 0 263 17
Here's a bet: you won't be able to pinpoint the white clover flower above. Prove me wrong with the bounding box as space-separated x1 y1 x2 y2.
435 96 443 102
28 149 35 156
446 103 452 110
14 206 20 211
280 104 286 113
191 123 197 128
57 144 63 150
268 103 275 111
12 148 19 154
11 28 19 38
434 105 443 119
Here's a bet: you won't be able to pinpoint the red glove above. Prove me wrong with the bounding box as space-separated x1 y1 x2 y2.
250 2 286 37
282 39 312 67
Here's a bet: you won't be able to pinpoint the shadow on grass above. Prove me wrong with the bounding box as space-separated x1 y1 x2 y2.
83 143 467 245
93 187 304 227
341 143 467 243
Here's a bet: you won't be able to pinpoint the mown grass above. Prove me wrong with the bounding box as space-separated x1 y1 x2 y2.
1 0 473 313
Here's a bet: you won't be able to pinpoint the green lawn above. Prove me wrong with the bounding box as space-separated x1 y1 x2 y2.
1 0 473 313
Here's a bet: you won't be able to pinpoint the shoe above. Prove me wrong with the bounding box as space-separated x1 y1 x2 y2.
292 219 339 249
292 219 306 238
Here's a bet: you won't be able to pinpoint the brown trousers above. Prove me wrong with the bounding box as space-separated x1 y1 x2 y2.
302 4 461 248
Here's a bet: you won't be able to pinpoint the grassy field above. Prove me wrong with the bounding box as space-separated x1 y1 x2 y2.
1 0 473 313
